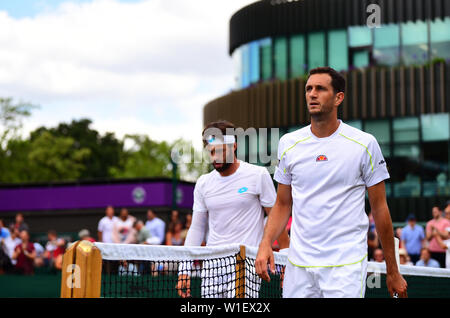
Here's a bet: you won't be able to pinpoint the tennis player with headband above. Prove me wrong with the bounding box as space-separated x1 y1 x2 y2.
177 120 289 298
255 67 408 298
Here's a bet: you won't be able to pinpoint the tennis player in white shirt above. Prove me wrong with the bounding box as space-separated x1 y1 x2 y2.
255 66 408 298
177 120 290 298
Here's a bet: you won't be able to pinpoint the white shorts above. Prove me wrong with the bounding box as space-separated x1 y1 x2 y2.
283 256 368 298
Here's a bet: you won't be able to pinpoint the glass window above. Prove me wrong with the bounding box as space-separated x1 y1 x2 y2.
364 120 390 143
232 47 242 89
348 26 372 48
274 37 288 80
364 120 390 157
401 20 429 66
430 17 450 61
260 38 272 81
373 24 400 66
393 117 419 143
394 144 420 158
241 44 250 88
421 113 450 141
307 32 326 70
352 51 370 68
346 120 362 130
249 41 260 84
290 35 306 78
328 29 348 71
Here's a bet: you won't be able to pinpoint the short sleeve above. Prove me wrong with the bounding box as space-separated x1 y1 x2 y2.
273 137 292 185
363 136 390 188
193 176 208 213
97 219 104 232
258 168 276 207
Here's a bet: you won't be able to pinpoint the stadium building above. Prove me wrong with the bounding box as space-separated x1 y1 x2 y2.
203 0 450 223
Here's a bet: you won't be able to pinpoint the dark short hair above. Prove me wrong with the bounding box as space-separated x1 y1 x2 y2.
202 120 236 148
308 66 346 94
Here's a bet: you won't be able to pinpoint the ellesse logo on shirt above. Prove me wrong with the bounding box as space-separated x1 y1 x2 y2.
316 155 328 162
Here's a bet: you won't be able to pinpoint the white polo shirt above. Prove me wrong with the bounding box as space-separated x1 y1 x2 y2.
191 160 276 247
274 121 390 267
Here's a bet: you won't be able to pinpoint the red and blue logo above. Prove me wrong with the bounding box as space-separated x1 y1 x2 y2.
316 155 328 162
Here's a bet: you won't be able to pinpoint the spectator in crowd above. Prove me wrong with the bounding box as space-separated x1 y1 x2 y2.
166 221 184 246
372 248 384 263
133 220 157 244
426 205 450 268
145 209 166 245
170 210 180 224
398 248 413 266
3 225 21 266
44 230 66 270
180 213 192 243
113 208 136 244
12 230 36 275
445 204 450 221
44 230 59 267
368 211 376 233
78 229 95 243
0 219 10 240
11 213 29 233
33 242 45 268
401 214 425 264
367 230 380 262
97 205 118 243
416 247 440 268
0 220 13 273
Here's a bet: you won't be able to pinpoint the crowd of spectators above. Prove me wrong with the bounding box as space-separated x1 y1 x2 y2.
0 208 193 275
1 202 449 275
367 202 450 269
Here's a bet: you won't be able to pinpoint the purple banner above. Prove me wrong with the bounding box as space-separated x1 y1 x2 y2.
0 181 194 212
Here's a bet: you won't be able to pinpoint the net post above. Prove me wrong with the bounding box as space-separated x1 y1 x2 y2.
73 240 102 298
60 241 80 298
236 245 246 298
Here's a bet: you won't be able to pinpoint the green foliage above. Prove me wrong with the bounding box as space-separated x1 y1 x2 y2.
0 97 37 149
0 99 208 183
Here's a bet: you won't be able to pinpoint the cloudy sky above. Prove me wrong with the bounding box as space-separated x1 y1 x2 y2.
0 0 255 148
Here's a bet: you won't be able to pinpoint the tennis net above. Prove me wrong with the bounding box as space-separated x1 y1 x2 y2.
61 240 450 298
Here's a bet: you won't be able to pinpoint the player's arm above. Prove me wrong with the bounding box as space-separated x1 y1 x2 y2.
256 183 292 282
368 181 408 298
263 207 290 249
176 210 208 298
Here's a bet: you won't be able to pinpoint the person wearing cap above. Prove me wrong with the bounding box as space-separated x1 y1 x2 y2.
177 120 290 298
401 214 425 264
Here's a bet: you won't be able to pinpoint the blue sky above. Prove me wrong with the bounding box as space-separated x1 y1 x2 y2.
0 0 141 18
0 0 254 148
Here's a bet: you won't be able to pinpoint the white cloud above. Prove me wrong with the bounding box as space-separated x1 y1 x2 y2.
0 0 254 148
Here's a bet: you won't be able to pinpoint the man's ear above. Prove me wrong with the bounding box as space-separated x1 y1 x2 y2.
335 92 345 107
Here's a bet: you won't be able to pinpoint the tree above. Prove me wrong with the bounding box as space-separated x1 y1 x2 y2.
0 97 37 149
31 118 123 180
109 134 173 178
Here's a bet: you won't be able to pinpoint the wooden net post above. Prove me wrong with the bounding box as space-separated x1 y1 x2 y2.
60 240 102 298
235 245 246 298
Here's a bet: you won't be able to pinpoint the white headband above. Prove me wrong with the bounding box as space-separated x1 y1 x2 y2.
206 135 236 145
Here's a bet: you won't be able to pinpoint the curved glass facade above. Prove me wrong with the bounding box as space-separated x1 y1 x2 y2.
233 17 450 89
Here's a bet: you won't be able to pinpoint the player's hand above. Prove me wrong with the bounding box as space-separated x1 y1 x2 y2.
386 271 408 298
177 274 191 298
255 241 275 283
